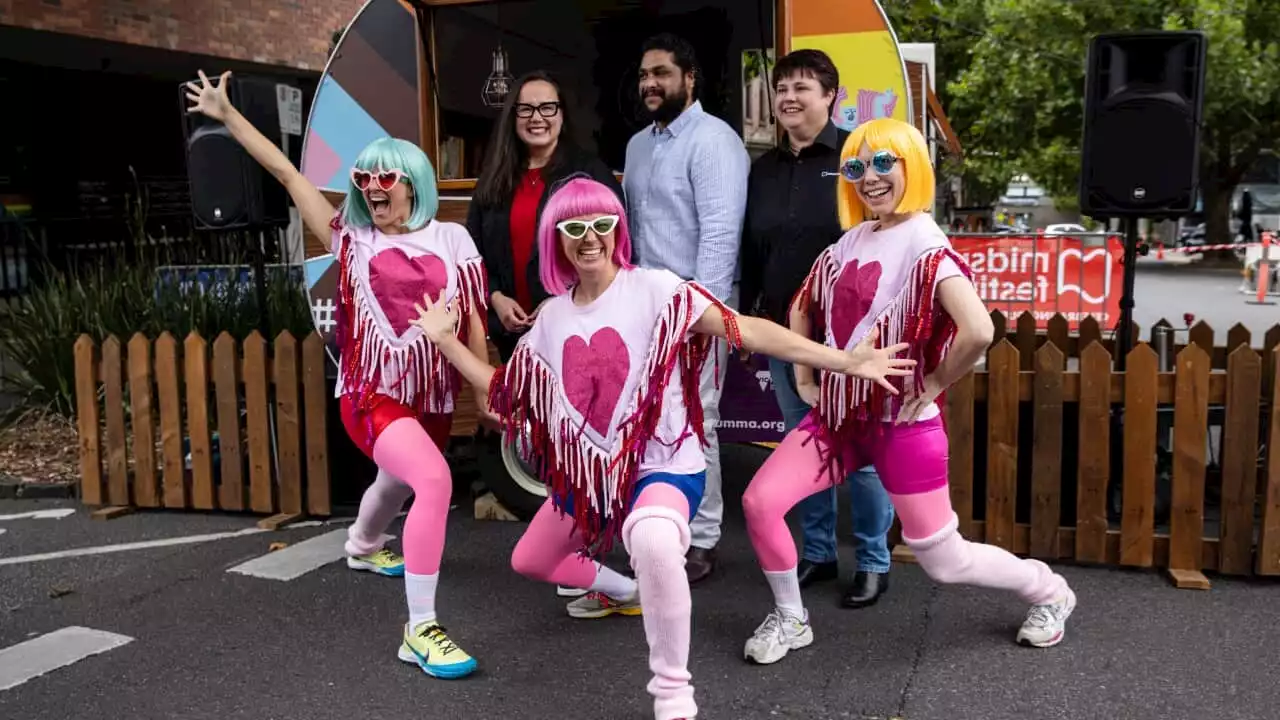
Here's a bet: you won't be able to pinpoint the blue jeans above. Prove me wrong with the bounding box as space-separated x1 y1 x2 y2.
768 357 894 573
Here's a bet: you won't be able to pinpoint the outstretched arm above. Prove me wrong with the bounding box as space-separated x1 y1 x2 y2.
412 296 501 392
692 305 914 393
185 71 337 252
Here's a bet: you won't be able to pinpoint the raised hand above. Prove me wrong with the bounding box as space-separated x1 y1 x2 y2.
184 70 234 122
412 293 459 344
843 327 915 394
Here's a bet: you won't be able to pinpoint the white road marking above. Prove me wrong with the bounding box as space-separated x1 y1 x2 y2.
227 528 382 581
282 509 391 527
283 520 325 529
0 529 6 536
0 515 374 568
0 626 134 691
0 509 77 521
0 527 269 567
280 515 364 530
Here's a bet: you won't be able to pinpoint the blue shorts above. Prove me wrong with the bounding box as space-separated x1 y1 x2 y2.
630 471 706 521
557 471 706 522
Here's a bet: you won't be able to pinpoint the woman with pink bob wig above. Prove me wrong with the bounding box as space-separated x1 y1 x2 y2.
412 176 914 720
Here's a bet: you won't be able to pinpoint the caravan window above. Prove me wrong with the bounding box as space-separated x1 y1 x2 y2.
431 0 774 181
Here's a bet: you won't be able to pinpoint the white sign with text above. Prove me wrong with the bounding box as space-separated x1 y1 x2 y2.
276 84 303 136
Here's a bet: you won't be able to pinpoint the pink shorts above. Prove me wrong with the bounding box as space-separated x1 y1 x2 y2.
339 393 452 460
799 412 948 496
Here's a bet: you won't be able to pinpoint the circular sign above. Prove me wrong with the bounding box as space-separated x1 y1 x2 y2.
303 254 343 370
299 0 423 371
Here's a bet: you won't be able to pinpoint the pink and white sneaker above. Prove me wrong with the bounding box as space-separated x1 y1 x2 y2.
1016 588 1077 648
566 590 642 619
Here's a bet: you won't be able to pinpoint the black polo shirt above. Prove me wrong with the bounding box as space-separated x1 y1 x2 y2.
739 121 849 324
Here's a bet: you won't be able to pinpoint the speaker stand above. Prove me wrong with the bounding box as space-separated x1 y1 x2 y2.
1115 217 1141 370
253 227 271 338
246 225 278 495
1107 217 1143 524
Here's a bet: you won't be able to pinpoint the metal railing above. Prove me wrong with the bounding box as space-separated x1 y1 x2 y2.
0 212 291 298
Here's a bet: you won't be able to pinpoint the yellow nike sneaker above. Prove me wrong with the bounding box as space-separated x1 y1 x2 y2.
397 620 477 679
346 548 405 577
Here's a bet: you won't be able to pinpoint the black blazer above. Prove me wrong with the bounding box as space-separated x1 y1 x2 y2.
466 147 624 340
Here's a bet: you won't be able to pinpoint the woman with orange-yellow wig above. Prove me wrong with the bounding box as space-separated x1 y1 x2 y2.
740 118 1079 666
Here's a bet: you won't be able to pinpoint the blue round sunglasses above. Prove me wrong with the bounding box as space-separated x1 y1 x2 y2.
841 150 899 182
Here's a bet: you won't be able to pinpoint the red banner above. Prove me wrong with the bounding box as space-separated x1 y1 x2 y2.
947 233 1124 329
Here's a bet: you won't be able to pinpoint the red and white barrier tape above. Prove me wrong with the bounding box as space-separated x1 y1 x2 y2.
1157 242 1262 254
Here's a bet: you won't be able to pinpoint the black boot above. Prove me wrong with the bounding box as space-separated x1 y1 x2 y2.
797 559 838 588
841 571 889 608
686 547 717 585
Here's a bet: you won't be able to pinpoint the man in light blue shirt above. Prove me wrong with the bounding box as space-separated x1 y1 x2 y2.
623 33 750 584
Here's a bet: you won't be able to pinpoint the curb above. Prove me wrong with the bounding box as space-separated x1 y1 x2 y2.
0 475 78 500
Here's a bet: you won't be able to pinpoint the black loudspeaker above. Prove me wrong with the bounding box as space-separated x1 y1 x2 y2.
180 75 289 229
1079 31 1207 219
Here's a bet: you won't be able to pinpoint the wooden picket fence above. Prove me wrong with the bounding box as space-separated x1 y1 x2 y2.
73 330 331 525
990 311 1280 369
932 312 1280 588
69 313 1280 586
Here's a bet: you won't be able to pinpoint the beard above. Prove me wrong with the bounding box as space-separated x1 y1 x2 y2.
644 86 689 125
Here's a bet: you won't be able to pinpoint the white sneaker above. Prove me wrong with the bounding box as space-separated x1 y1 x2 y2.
743 608 813 665
557 585 588 598
1016 588 1077 648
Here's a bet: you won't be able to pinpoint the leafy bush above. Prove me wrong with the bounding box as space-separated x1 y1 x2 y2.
0 255 315 418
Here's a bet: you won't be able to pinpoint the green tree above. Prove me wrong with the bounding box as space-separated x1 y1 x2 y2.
1167 1 1280 241
942 0 1280 241
884 0 1011 205
329 25 347 59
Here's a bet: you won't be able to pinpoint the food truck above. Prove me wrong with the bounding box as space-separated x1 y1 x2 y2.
300 0 964 516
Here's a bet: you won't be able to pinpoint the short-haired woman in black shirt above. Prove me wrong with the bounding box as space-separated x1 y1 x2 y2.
738 49 894 609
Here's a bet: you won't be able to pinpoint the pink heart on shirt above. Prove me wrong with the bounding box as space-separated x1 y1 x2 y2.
829 259 882 349
562 328 630 437
368 248 448 337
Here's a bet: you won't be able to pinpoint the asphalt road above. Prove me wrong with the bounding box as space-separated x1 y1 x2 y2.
1132 263 1277 344
2 444 1278 720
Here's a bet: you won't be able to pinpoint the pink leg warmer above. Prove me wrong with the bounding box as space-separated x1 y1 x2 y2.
894 488 1067 605
345 468 413 557
370 418 453 575
624 484 695 720
742 427 841 572
510 498 599 589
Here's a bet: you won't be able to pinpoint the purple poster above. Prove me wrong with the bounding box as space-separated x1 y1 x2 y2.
717 352 786 444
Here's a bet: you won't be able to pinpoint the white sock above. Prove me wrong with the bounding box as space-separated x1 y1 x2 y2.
405 571 439 627
589 563 638 600
764 568 805 619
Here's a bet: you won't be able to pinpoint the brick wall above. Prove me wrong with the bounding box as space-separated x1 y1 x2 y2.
1 0 362 70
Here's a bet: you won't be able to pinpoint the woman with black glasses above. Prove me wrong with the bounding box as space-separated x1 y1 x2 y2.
468 70 624 361
467 70 623 600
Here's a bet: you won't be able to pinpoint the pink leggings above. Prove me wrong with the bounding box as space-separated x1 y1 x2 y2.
743 417 1067 605
512 484 698 720
343 414 453 575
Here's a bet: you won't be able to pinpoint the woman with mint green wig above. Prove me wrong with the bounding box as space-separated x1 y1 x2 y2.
186 70 490 680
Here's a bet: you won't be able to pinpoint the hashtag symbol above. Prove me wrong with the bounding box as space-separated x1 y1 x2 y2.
312 298 337 333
